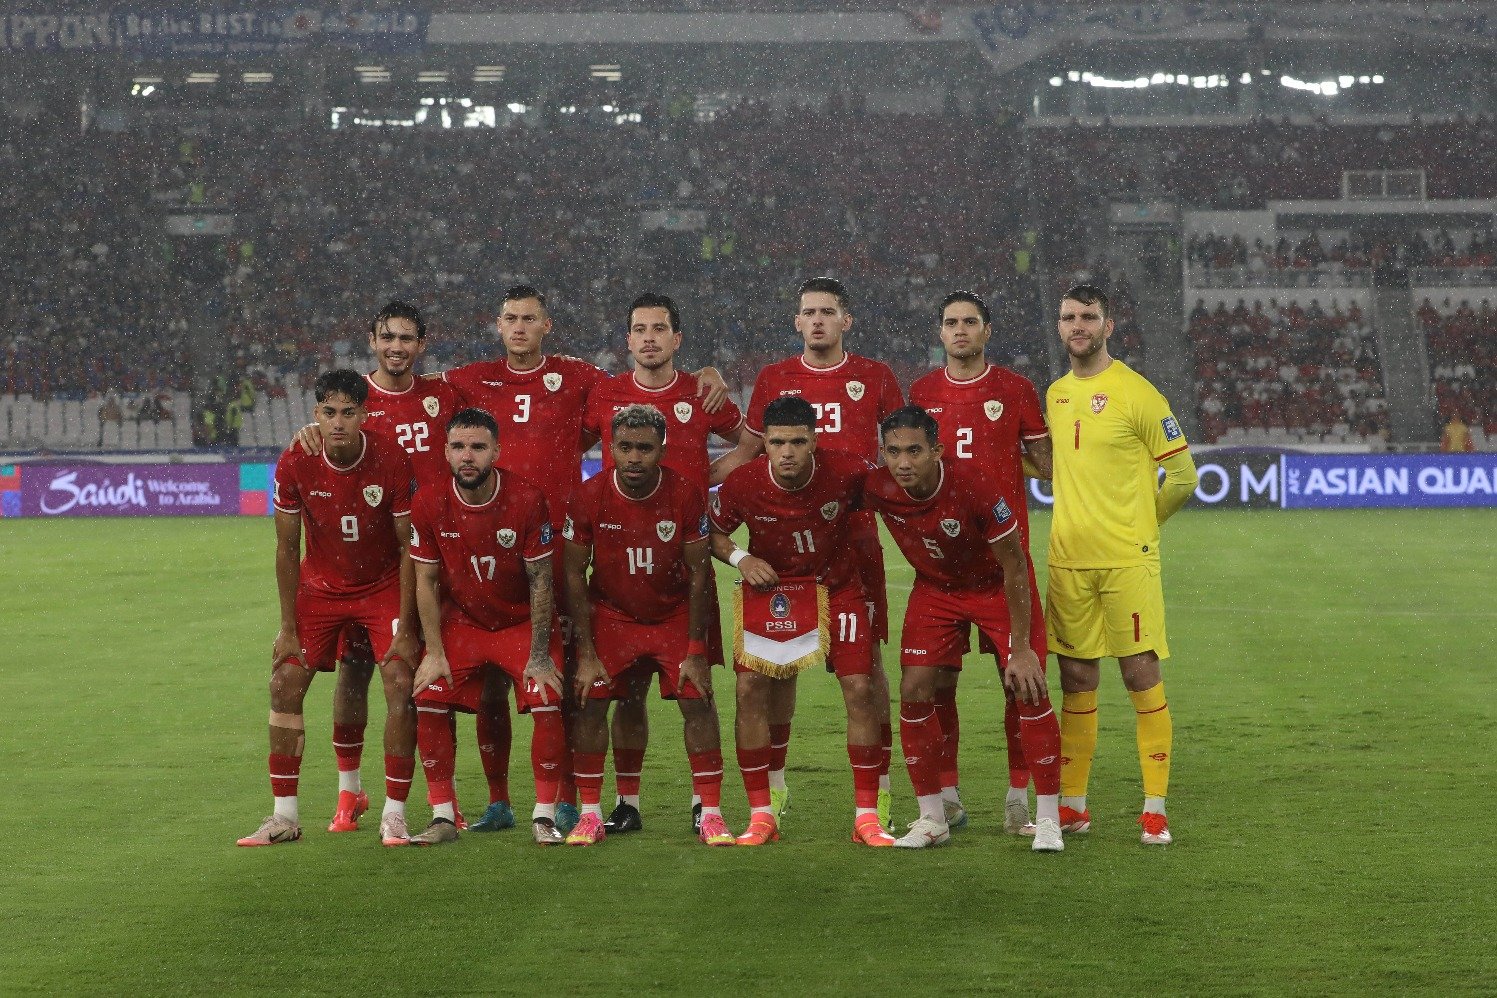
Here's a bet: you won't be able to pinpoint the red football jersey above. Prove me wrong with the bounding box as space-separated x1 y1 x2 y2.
442 356 607 526
909 364 1047 539
746 352 904 462
710 449 870 593
409 473 554 632
583 370 744 493
563 466 709 624
273 432 414 598
863 462 1018 592
362 373 467 490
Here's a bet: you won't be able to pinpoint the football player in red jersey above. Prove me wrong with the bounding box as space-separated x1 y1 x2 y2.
909 291 1053 835
237 370 420 848
709 277 901 827
711 396 895 847
864 406 1063 852
561 405 734 846
581 293 744 835
406 408 569 846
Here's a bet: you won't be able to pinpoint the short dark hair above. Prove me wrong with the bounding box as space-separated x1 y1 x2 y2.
762 396 818 433
939 290 990 326
880 405 940 446
315 369 368 406
502 285 547 314
447 407 499 440
628 292 681 334
797 276 851 312
370 300 426 340
611 403 667 442
1061 284 1109 320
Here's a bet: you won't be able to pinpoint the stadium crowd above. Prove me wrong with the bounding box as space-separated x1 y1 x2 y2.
1421 297 1496 443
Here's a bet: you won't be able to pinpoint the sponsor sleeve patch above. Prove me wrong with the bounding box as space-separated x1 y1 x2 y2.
1162 416 1183 441
540 522 553 546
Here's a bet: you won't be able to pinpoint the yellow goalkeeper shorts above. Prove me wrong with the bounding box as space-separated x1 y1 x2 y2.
1045 564 1169 661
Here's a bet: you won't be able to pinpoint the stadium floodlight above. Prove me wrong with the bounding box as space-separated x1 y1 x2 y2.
1358 75 1370 84
185 72 220 84
242 72 273 84
1372 74 1384 84
590 63 623 81
1067 70 1081 81
132 75 164 84
1240 72 1252 84
473 64 506 83
417 71 449 83
1049 77 1062 86
355 65 384 72
1135 77 1149 87
1339 76 1354 87
1151 72 1167 84
507 102 529 113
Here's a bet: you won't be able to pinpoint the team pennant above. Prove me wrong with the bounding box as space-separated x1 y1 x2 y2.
732 577 829 679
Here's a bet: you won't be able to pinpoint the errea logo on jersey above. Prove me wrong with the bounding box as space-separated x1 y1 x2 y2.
308 490 333 498
777 389 803 396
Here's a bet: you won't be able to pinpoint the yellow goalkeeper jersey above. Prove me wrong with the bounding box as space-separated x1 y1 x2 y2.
1046 360 1189 569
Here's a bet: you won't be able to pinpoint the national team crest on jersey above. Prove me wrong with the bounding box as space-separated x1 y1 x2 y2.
656 520 676 542
846 381 865 402
422 396 440 418
497 528 517 548
770 592 791 619
984 400 1004 421
562 515 575 541
1091 393 1109 414
673 401 693 423
362 485 383 507
940 518 961 537
820 501 839 521
543 372 563 392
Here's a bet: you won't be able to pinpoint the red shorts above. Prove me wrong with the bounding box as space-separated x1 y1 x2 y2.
414 617 564 714
974 560 1047 662
293 577 401 673
585 607 705 701
337 625 374 666
901 580 1047 670
851 530 889 644
733 584 873 679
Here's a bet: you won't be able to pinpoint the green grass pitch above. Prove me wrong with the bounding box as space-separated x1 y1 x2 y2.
2 510 1493 995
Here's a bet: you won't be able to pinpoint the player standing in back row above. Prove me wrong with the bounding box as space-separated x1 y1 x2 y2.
1045 285 1198 845
712 277 903 828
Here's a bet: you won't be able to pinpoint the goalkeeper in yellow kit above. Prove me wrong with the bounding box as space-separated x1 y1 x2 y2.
1044 285 1197 845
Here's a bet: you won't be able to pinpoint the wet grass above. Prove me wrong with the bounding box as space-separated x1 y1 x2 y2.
1 510 1492 995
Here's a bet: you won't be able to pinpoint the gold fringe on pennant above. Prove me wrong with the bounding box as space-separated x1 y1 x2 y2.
732 581 831 679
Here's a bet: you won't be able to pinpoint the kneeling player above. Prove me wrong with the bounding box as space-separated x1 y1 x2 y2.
408 408 569 845
562 404 733 846
711 397 894 847
237 370 419 847
865 407 1063 851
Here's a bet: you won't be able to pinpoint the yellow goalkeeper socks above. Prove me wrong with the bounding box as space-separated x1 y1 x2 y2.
1130 682 1172 799
1059 690 1098 799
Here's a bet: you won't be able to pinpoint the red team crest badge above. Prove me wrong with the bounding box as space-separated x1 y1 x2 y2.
422 396 440 418
984 399 1004 421
656 520 676 542
673 401 693 423
496 528 516 548
820 501 839 521
940 518 961 537
1091 393 1109 414
846 380 865 401
362 485 383 507
543 372 563 392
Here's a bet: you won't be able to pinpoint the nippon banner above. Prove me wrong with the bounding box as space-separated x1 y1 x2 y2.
1 463 272 517
1 9 429 54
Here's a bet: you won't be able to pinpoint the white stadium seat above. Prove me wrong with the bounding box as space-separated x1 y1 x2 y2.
44 400 65 445
137 420 157 451
101 420 122 449
120 420 139 450
61 401 83 447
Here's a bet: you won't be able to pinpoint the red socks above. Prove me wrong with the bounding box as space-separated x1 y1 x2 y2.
332 722 363 775
848 743 882 810
268 753 301 798
1018 697 1062 796
384 754 414 802
933 687 960 789
689 750 724 808
476 703 512 804
738 745 772 810
879 721 893 778
614 747 645 798
573 750 606 808
1004 698 1031 789
768 723 791 772
898 702 944 798
417 709 456 807
531 709 567 806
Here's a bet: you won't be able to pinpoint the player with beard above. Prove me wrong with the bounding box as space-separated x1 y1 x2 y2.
709 277 902 830
580 293 744 835
406 408 568 846
908 291 1052 836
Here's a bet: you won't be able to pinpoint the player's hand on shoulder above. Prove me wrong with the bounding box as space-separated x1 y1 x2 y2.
271 628 301 670
413 650 452 691
524 654 564 705
293 423 323 455
696 367 729 414
573 649 607 702
679 653 713 701
739 555 779 591
1003 648 1048 705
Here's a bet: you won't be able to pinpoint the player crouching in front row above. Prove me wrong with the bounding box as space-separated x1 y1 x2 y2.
562 404 734 846
864 406 1064 851
406 408 570 846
